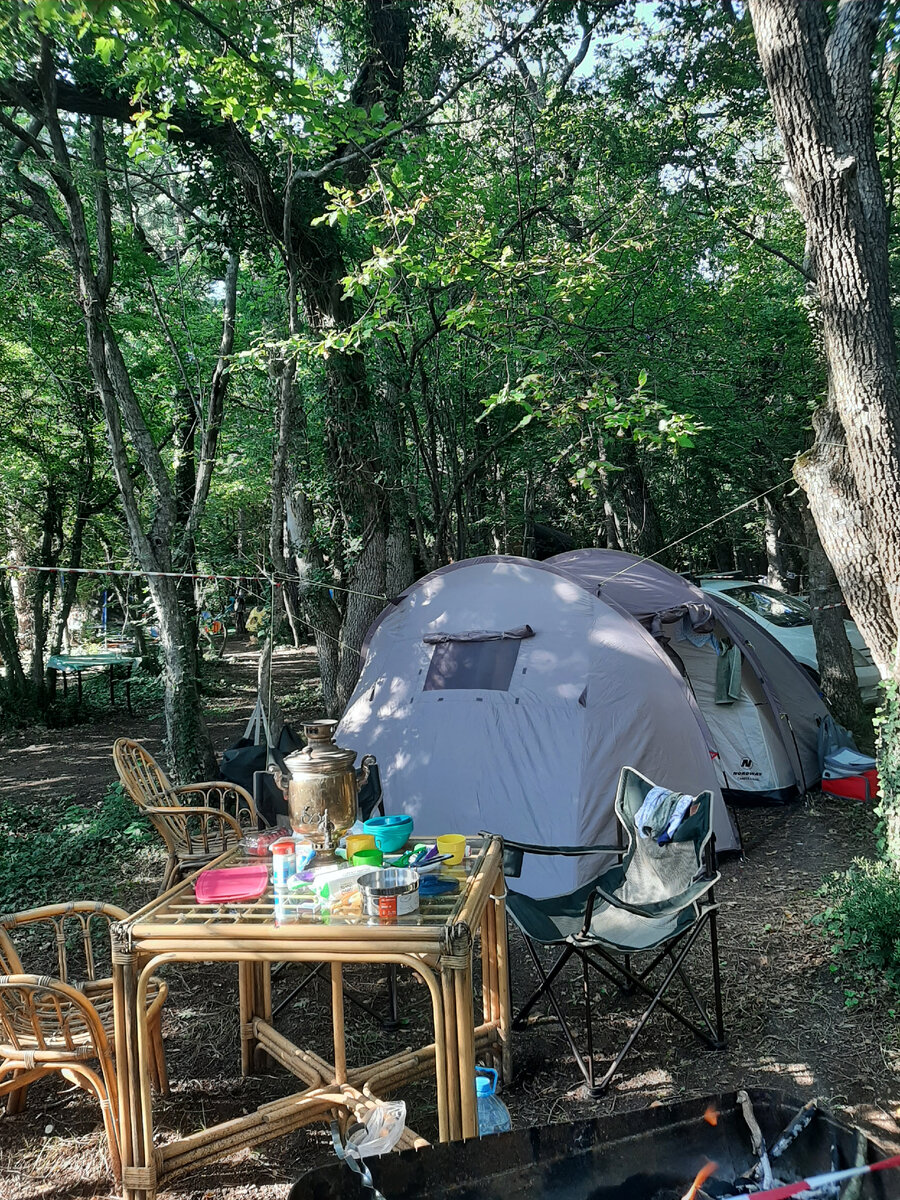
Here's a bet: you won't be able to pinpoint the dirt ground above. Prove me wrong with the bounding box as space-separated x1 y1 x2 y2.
1 642 898 1200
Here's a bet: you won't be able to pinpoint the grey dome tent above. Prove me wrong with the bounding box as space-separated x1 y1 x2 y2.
337 556 739 898
548 549 829 805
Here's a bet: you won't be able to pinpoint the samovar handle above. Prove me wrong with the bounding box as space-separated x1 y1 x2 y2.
268 761 288 794
356 754 376 789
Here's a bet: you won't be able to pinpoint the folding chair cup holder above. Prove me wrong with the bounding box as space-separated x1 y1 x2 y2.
503 766 724 1096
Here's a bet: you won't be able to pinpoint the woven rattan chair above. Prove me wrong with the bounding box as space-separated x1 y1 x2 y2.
114 737 261 893
0 901 169 1179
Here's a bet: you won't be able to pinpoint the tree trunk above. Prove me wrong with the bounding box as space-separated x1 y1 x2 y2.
0 573 29 700
617 433 664 561
762 494 787 590
378 397 415 596
257 633 285 743
750 0 900 682
269 349 305 650
285 478 345 716
3 86 235 777
154 575 218 780
801 501 865 734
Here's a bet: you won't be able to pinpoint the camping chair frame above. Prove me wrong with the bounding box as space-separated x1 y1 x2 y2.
0 902 168 1181
113 738 262 894
502 766 724 1095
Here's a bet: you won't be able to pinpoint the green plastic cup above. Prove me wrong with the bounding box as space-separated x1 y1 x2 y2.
352 847 383 868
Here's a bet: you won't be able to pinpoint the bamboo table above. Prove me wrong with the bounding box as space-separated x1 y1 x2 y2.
111 835 511 1200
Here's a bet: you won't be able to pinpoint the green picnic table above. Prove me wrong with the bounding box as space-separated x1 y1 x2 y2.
47 653 141 714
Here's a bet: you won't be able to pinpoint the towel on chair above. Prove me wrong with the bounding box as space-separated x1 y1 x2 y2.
634 786 695 844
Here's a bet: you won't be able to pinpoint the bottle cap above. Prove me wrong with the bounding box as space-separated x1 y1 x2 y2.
475 1075 494 1096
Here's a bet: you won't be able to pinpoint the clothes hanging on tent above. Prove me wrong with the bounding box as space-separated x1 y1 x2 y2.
676 611 720 654
715 644 742 704
549 547 830 806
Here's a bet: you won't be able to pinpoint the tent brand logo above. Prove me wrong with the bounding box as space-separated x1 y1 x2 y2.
733 756 763 779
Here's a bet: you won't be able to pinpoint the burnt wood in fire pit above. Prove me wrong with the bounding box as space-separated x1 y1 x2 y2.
292 1089 892 1200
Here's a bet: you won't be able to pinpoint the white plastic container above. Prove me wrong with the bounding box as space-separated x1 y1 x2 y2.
271 840 296 887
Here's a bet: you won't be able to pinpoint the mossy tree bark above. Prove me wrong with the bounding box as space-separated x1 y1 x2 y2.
750 0 900 683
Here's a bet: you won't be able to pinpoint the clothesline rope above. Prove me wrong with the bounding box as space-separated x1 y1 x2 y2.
0 561 391 603
0 475 798 615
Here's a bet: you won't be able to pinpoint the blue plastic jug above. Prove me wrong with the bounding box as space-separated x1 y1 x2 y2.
474 1067 511 1137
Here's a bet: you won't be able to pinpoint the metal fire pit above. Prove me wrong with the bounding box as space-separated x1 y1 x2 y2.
291 1089 892 1200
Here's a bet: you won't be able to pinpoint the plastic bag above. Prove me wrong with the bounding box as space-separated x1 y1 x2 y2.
242 829 283 857
345 1101 407 1158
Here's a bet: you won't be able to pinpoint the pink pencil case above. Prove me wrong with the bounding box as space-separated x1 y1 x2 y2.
195 864 269 904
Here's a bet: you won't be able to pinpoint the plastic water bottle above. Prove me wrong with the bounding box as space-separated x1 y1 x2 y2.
475 1067 511 1137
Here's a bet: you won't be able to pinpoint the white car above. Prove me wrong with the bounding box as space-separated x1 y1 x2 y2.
699 576 881 707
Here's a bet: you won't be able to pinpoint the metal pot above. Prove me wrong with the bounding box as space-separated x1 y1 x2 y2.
270 720 374 859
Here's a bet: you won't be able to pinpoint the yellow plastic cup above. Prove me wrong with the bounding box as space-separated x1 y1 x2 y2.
437 834 466 866
345 834 376 860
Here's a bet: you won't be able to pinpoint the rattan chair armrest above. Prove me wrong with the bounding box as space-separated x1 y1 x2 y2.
175 782 259 824
142 805 244 838
0 973 113 1053
0 902 130 983
0 901 128 929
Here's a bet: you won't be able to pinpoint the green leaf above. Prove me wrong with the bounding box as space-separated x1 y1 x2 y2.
95 35 116 65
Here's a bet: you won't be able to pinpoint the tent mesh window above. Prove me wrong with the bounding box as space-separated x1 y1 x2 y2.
423 638 522 691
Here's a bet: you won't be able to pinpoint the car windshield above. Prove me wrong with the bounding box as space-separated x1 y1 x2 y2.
722 585 812 628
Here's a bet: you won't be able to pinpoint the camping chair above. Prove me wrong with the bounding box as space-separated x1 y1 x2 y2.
502 766 724 1095
0 901 168 1180
113 738 261 894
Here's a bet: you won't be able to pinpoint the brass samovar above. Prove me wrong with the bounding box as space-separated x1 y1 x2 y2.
270 720 374 862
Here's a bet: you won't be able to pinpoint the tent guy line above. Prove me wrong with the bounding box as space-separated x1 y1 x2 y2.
592 476 795 587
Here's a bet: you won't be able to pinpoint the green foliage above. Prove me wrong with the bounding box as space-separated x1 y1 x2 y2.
874 680 900 865
816 858 900 1003
0 669 164 730
811 684 900 1003
0 782 155 911
281 678 325 718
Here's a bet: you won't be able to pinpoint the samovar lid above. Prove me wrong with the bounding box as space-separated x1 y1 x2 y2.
284 719 357 771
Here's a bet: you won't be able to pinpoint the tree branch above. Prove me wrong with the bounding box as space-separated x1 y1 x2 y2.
719 211 814 280
89 116 113 300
